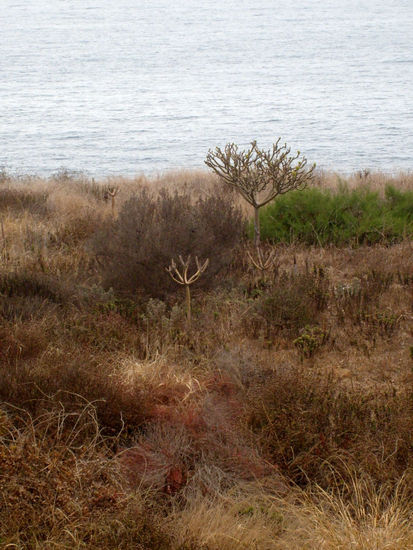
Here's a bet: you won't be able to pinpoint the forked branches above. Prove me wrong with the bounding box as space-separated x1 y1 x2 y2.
205 139 315 246
166 255 209 325
105 186 120 217
247 246 277 273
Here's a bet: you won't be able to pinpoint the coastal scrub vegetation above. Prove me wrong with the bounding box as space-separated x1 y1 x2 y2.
259 184 413 245
92 185 244 297
0 168 413 548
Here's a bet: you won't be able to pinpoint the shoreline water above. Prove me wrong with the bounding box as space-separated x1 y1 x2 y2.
3 0 413 179
2 163 413 181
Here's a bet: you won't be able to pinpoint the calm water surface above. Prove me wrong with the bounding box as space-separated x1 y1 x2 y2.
1 0 412 176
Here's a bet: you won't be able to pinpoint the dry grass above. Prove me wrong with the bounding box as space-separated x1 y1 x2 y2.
1 169 412 548
0 405 171 549
167 478 413 550
314 168 413 193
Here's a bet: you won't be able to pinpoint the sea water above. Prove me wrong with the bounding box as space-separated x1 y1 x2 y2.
1 0 412 176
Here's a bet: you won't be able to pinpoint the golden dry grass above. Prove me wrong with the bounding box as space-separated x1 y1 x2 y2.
167 478 413 550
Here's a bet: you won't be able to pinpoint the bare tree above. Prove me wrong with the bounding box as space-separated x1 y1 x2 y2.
166 255 209 325
105 186 120 218
205 139 315 246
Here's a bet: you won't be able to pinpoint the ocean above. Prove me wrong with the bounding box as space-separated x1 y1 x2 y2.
1 0 412 176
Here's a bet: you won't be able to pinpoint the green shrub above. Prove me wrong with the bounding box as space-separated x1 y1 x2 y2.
257 184 413 245
294 325 329 359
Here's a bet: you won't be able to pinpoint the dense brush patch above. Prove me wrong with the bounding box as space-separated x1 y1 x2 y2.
92 185 244 297
247 368 413 490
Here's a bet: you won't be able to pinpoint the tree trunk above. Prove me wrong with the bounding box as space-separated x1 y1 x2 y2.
254 206 260 247
185 284 191 325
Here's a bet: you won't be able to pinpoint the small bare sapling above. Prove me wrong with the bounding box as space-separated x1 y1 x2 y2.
205 139 315 247
107 186 120 217
166 255 209 325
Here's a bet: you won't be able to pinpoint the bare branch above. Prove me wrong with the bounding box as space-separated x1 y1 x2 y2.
205 139 315 246
166 256 209 324
247 247 277 272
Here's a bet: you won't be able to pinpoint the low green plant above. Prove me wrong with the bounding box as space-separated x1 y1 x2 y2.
258 184 413 246
294 325 329 359
366 309 402 337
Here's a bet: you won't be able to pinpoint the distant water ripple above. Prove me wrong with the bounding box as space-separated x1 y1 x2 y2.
1 0 412 176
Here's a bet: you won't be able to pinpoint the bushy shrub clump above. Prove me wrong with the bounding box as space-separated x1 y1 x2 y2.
246 266 329 339
248 368 413 490
93 185 244 297
0 186 49 215
258 184 413 245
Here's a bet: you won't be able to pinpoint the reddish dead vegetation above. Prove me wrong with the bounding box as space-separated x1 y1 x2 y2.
118 371 280 496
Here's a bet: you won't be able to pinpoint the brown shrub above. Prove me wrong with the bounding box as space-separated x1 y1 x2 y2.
248 367 413 491
0 186 49 215
50 211 104 246
0 406 171 548
0 320 52 361
0 269 72 304
68 311 144 354
0 353 147 436
245 266 329 339
92 185 244 297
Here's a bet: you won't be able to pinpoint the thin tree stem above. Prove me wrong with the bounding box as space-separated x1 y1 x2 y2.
254 206 261 248
186 284 191 325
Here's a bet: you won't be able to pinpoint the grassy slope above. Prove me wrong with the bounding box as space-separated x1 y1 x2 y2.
0 169 412 549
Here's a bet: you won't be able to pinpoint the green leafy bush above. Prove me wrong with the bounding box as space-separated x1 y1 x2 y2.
257 184 413 245
294 325 329 359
